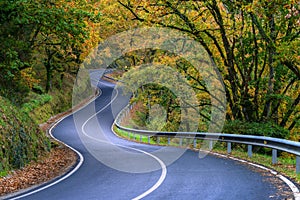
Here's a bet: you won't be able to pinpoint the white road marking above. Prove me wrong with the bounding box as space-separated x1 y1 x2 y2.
9 116 85 200
8 72 166 200
204 150 300 200
81 84 167 200
6 71 101 200
7 72 297 199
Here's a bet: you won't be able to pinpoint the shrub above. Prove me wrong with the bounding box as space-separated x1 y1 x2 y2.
0 96 50 172
21 94 52 114
222 120 289 139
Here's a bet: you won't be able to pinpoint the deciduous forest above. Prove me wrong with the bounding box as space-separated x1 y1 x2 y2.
0 0 299 175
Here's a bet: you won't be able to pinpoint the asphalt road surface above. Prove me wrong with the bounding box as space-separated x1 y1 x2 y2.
6 71 294 200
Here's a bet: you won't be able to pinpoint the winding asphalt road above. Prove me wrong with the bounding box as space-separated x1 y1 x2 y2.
5 71 294 200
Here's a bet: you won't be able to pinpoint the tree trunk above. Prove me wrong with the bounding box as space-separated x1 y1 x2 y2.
45 63 52 93
262 14 276 122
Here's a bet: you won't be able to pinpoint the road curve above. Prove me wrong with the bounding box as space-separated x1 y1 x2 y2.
5 74 294 200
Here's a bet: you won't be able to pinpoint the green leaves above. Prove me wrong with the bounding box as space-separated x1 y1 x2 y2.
117 0 299 135
223 120 289 139
0 96 50 171
0 0 102 93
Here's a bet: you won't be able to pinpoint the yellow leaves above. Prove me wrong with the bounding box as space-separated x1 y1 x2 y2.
276 39 300 65
248 86 256 98
243 4 253 13
98 1 139 38
159 54 178 66
20 68 40 89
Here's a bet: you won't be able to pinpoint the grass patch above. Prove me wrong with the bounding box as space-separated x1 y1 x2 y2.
0 171 8 178
0 72 81 178
0 96 51 174
212 143 300 184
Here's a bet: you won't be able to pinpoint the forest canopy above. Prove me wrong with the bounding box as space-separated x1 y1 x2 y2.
0 0 101 173
0 0 299 141
103 0 300 139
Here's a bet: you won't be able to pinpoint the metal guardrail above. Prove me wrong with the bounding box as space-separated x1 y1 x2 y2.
114 105 300 174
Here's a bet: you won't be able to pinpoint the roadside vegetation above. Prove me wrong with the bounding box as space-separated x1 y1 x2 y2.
114 126 300 184
0 0 101 177
104 0 299 183
106 0 300 140
0 0 299 189
0 97 50 177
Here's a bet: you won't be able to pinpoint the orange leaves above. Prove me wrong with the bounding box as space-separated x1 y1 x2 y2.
0 146 77 196
20 67 40 89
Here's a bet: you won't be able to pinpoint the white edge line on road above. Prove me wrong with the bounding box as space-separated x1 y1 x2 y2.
89 79 300 200
102 80 300 200
7 71 103 200
202 150 300 200
11 73 296 199
9 117 85 200
81 85 167 200
110 124 167 200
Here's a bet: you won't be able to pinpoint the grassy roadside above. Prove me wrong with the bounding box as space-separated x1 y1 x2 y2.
0 72 93 178
212 144 300 184
0 96 51 178
0 72 98 196
107 70 300 185
25 74 75 125
113 126 300 185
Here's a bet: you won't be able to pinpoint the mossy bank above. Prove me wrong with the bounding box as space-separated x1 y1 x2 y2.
0 96 50 177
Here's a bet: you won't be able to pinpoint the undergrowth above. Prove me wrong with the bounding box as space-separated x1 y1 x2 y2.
0 96 51 174
0 73 79 177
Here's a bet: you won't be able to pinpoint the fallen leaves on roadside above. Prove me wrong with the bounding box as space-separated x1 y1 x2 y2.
0 145 77 196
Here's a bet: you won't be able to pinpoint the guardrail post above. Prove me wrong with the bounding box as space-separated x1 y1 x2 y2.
180 138 183 146
133 134 136 140
157 137 160 144
168 137 170 145
227 142 231 154
248 145 252 158
296 156 300 174
140 135 142 142
209 140 213 151
193 139 197 148
272 149 277 164
148 136 150 144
